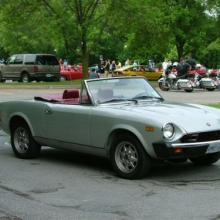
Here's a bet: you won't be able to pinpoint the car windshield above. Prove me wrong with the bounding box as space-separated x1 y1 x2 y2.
86 77 163 104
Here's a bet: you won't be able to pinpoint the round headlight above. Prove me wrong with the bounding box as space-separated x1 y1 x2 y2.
163 123 175 139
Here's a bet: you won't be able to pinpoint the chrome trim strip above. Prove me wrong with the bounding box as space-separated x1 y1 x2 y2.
171 139 220 148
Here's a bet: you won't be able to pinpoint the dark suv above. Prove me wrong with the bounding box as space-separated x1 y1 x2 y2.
0 54 60 82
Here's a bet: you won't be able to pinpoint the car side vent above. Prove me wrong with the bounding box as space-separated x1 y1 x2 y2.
181 134 199 143
181 130 220 143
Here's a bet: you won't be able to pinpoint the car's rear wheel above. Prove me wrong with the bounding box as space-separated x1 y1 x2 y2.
110 133 151 179
60 76 67 81
206 88 215 91
0 72 5 82
20 72 30 83
11 122 41 159
189 153 220 165
184 88 193 92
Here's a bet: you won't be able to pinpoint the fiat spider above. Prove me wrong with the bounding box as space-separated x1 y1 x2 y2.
0 76 220 179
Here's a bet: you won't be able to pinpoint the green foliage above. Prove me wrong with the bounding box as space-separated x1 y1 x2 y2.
200 38 220 68
0 0 219 69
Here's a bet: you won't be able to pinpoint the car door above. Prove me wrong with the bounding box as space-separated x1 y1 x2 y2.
46 55 60 75
3 55 18 78
42 103 92 147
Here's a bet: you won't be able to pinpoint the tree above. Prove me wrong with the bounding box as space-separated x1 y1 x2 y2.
0 0 220 69
200 38 220 68
159 0 209 60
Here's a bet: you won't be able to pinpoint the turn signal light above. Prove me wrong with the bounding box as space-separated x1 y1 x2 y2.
145 126 155 132
174 148 183 154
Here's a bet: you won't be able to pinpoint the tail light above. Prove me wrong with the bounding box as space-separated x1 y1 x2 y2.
33 65 39 72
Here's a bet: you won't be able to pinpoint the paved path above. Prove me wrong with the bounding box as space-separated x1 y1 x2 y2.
0 87 220 104
159 88 220 104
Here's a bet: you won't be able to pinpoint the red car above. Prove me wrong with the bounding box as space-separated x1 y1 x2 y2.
60 64 83 80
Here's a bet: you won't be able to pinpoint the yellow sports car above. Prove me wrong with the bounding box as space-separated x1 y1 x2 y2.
114 65 162 80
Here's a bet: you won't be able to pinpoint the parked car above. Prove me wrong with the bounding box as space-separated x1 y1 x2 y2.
0 54 60 82
114 65 163 80
1 76 220 179
60 64 83 80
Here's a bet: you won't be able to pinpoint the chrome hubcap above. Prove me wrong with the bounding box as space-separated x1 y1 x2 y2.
115 141 138 173
22 75 28 82
14 127 30 153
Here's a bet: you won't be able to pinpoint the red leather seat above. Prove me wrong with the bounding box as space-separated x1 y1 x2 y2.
62 89 80 99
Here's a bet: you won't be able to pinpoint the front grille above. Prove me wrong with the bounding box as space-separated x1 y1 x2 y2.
181 130 220 143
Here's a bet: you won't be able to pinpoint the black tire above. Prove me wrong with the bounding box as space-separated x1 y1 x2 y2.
206 88 215 91
184 88 193 92
159 82 169 91
11 122 41 159
0 72 5 82
110 133 151 179
190 153 220 166
20 72 30 83
60 76 67 81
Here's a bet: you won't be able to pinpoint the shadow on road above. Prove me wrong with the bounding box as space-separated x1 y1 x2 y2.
36 148 220 182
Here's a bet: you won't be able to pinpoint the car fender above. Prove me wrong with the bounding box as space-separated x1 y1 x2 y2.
107 123 156 158
8 112 36 136
158 77 164 83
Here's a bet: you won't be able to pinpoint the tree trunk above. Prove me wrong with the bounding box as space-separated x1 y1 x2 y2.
81 29 89 79
175 36 185 60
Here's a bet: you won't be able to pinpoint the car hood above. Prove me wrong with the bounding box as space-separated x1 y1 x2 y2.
106 101 220 133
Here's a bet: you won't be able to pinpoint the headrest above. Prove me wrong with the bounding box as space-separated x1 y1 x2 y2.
63 89 80 99
97 88 113 100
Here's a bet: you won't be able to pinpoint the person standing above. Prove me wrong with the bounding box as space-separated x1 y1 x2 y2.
125 59 130 66
105 59 110 77
89 67 99 79
110 60 116 76
98 60 105 78
117 61 122 69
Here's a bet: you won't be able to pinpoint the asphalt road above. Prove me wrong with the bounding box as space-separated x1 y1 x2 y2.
0 87 220 103
0 88 220 220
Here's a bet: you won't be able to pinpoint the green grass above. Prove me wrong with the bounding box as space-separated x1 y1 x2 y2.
0 79 158 89
0 80 82 89
208 103 220 109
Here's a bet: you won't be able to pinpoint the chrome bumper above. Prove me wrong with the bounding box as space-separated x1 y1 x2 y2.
171 139 220 154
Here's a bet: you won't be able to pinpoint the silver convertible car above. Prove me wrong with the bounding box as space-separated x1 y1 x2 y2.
1 76 220 179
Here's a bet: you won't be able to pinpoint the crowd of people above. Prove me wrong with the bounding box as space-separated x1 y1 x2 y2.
59 55 214 80
89 59 122 79
89 58 156 79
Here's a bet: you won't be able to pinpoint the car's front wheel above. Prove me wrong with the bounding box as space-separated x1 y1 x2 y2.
189 153 220 165
11 122 41 159
20 72 30 83
158 81 170 91
110 133 151 179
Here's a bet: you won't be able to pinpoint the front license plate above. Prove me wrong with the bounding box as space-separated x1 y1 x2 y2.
206 143 220 154
46 74 52 77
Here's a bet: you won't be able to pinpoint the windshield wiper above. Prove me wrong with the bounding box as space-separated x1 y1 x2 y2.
133 95 163 101
99 96 163 104
100 98 138 104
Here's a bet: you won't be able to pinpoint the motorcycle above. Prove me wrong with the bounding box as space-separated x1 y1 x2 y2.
158 67 194 92
208 69 220 88
187 69 216 91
